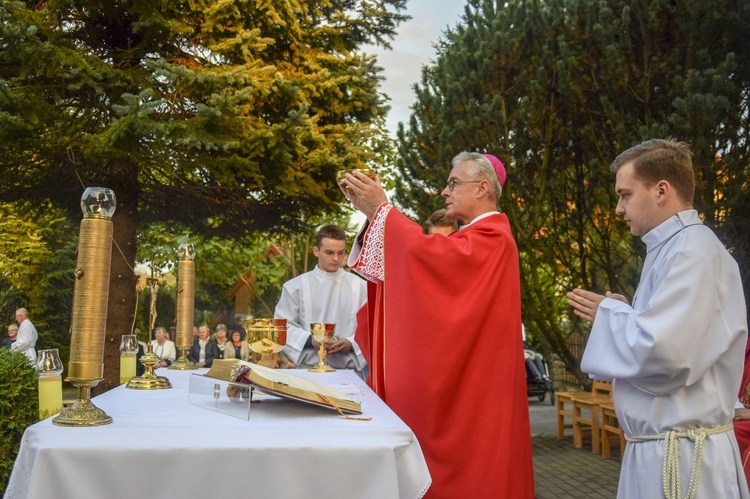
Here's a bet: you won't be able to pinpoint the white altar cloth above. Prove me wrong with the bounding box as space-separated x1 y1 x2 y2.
6 369 430 499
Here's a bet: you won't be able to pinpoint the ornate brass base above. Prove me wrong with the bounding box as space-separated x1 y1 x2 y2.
307 344 335 373
126 373 173 390
308 363 336 373
126 349 172 390
53 379 112 427
168 349 197 370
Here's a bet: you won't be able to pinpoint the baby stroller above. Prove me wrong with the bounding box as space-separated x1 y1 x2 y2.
524 342 555 405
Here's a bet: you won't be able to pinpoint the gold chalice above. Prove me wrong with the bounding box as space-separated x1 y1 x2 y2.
336 168 377 189
308 323 336 373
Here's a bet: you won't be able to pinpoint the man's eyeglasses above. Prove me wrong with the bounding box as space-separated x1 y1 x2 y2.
446 178 481 191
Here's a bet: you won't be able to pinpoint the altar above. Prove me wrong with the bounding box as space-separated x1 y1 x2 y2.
5 369 431 499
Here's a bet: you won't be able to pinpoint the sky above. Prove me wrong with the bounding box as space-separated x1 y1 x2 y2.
363 0 468 138
348 1 467 225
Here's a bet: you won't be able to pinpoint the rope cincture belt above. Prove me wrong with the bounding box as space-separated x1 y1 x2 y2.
626 422 733 499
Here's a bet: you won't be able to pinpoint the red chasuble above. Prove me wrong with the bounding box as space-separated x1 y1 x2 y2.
352 205 535 499
735 338 750 484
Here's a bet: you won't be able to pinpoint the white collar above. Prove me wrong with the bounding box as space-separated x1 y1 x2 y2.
312 265 344 281
460 211 501 229
642 209 701 251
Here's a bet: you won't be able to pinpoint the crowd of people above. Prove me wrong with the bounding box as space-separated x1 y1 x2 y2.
141 323 251 370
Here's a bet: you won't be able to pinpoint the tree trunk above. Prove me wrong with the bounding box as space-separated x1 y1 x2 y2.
96 163 139 394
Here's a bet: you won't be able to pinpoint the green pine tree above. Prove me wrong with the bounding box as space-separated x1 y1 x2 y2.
0 0 407 390
393 0 750 386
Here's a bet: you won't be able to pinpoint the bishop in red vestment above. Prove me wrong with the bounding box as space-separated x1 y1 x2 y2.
342 152 535 498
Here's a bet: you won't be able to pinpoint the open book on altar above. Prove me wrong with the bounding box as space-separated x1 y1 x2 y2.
205 359 362 415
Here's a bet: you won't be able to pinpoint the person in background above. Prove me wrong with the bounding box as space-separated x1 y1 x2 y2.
274 225 368 379
151 326 176 369
3 323 18 349
134 327 147 352
568 138 748 498
188 325 219 368
214 324 230 359
225 329 250 362
12 308 37 364
426 208 457 236
341 152 533 498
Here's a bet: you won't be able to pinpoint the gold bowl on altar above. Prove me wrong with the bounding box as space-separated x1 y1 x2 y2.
336 168 377 186
249 338 284 356
244 318 285 345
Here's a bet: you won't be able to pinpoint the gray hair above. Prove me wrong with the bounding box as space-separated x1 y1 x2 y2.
451 152 503 203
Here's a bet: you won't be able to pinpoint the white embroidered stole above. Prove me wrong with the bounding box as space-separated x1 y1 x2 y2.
352 203 391 283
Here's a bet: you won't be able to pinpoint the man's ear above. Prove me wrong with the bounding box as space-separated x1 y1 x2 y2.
656 180 670 201
477 179 490 197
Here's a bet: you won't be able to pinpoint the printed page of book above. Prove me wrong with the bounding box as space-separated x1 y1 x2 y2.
248 363 347 399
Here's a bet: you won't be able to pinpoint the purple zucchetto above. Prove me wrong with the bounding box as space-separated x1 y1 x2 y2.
483 154 506 187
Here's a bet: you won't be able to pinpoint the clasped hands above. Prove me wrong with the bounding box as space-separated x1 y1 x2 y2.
567 289 628 323
339 171 388 220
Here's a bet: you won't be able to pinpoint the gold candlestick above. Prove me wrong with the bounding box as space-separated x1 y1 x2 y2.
54 187 116 426
169 243 197 370
37 349 63 419
127 273 171 389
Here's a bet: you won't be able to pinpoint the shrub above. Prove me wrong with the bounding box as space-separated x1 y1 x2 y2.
0 348 38 495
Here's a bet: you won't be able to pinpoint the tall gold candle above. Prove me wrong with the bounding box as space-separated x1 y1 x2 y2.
67 220 112 379
53 187 116 426
169 243 197 370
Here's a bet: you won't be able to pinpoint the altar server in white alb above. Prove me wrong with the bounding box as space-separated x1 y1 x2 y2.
275 225 368 379
568 138 749 498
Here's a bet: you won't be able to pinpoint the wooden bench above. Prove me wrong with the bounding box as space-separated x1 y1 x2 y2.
600 402 626 459
556 379 612 440
572 394 611 453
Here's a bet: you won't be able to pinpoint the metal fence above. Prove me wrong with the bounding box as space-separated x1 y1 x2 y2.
550 332 588 391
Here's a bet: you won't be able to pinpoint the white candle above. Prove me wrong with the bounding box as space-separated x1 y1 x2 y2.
39 375 63 419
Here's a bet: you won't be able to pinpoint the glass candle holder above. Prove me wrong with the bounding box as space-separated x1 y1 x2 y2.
119 334 139 384
37 349 64 419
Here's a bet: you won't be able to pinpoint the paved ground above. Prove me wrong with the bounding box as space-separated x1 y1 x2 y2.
528 397 621 498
